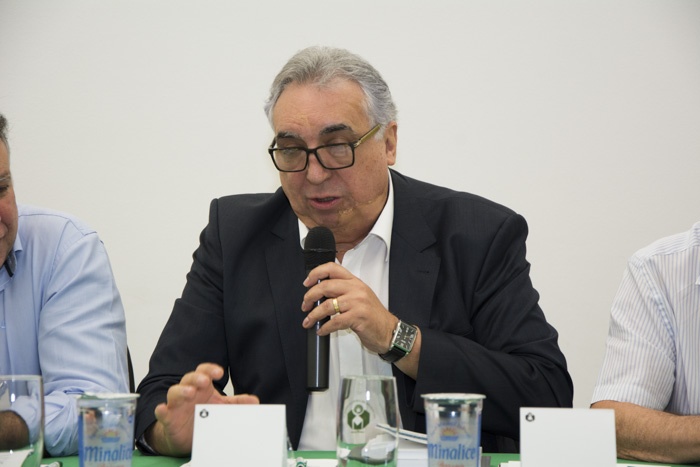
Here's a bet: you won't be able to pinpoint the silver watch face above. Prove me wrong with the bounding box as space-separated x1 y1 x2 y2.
394 322 417 352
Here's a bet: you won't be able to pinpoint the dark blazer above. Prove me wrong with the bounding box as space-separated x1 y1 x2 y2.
136 170 573 453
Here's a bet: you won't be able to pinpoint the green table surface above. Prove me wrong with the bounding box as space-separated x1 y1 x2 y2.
43 450 698 467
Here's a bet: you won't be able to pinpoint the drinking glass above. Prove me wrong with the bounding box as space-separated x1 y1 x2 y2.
78 393 139 467
337 375 399 467
423 393 485 467
0 375 44 467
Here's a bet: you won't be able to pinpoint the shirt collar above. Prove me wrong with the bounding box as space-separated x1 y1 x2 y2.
3 251 16 277
2 233 22 277
299 171 395 262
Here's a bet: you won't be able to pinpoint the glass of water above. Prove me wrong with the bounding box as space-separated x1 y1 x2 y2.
0 375 44 467
337 375 399 467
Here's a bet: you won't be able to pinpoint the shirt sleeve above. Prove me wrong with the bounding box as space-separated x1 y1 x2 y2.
591 254 676 409
37 231 129 456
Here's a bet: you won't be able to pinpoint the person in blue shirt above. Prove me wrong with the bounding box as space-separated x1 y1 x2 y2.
0 113 129 456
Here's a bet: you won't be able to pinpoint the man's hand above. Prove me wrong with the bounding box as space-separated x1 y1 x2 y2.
301 262 421 379
302 262 397 353
146 363 259 457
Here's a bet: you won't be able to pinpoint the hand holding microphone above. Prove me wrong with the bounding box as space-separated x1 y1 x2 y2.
302 228 417 382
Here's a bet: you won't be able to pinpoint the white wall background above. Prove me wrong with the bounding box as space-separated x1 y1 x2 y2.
1 0 698 410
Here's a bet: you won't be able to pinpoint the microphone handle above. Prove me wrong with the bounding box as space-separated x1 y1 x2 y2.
307 297 330 391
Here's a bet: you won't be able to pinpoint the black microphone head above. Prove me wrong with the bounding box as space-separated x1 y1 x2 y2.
304 226 336 272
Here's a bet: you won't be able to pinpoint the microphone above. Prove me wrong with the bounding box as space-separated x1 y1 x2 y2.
304 226 336 392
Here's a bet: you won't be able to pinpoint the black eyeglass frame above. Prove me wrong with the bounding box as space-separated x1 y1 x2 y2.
267 123 382 173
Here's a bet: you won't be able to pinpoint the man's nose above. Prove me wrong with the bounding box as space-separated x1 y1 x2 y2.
305 152 331 182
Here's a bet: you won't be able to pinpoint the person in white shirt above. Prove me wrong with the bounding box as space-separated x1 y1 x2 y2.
592 221 700 464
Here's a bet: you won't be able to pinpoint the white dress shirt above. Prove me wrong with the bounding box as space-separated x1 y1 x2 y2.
298 176 395 450
592 221 700 415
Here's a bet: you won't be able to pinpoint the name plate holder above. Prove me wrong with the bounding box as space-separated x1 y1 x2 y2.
191 404 287 466
520 407 616 467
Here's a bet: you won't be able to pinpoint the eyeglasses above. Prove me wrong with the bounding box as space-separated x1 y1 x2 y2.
268 124 381 173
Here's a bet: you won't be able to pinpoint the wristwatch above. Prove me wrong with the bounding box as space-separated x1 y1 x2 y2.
379 320 418 363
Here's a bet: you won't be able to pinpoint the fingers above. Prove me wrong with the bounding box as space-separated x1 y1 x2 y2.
302 263 362 326
160 363 225 411
159 382 198 418
302 299 339 331
156 392 260 424
302 262 333 287
300 264 398 353
154 402 168 420
302 262 352 289
302 262 367 327
182 363 224 392
192 362 225 382
301 263 353 313
223 394 260 405
151 365 260 457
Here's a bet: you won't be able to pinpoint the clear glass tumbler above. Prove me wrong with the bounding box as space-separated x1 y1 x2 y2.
0 375 44 467
423 393 485 467
78 393 139 467
337 375 399 467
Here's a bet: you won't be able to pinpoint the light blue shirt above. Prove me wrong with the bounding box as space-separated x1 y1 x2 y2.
592 221 700 415
0 205 128 456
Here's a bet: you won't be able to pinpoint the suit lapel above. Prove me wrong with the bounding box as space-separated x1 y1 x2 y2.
265 207 309 430
389 172 439 329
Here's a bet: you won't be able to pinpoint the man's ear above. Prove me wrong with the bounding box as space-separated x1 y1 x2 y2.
383 122 398 166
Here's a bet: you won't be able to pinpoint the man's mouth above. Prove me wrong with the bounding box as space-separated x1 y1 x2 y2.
310 196 338 208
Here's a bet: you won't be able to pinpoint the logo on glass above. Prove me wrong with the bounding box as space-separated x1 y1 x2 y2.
346 402 371 431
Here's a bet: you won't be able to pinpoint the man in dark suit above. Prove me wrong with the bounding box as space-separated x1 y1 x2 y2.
135 46 573 456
